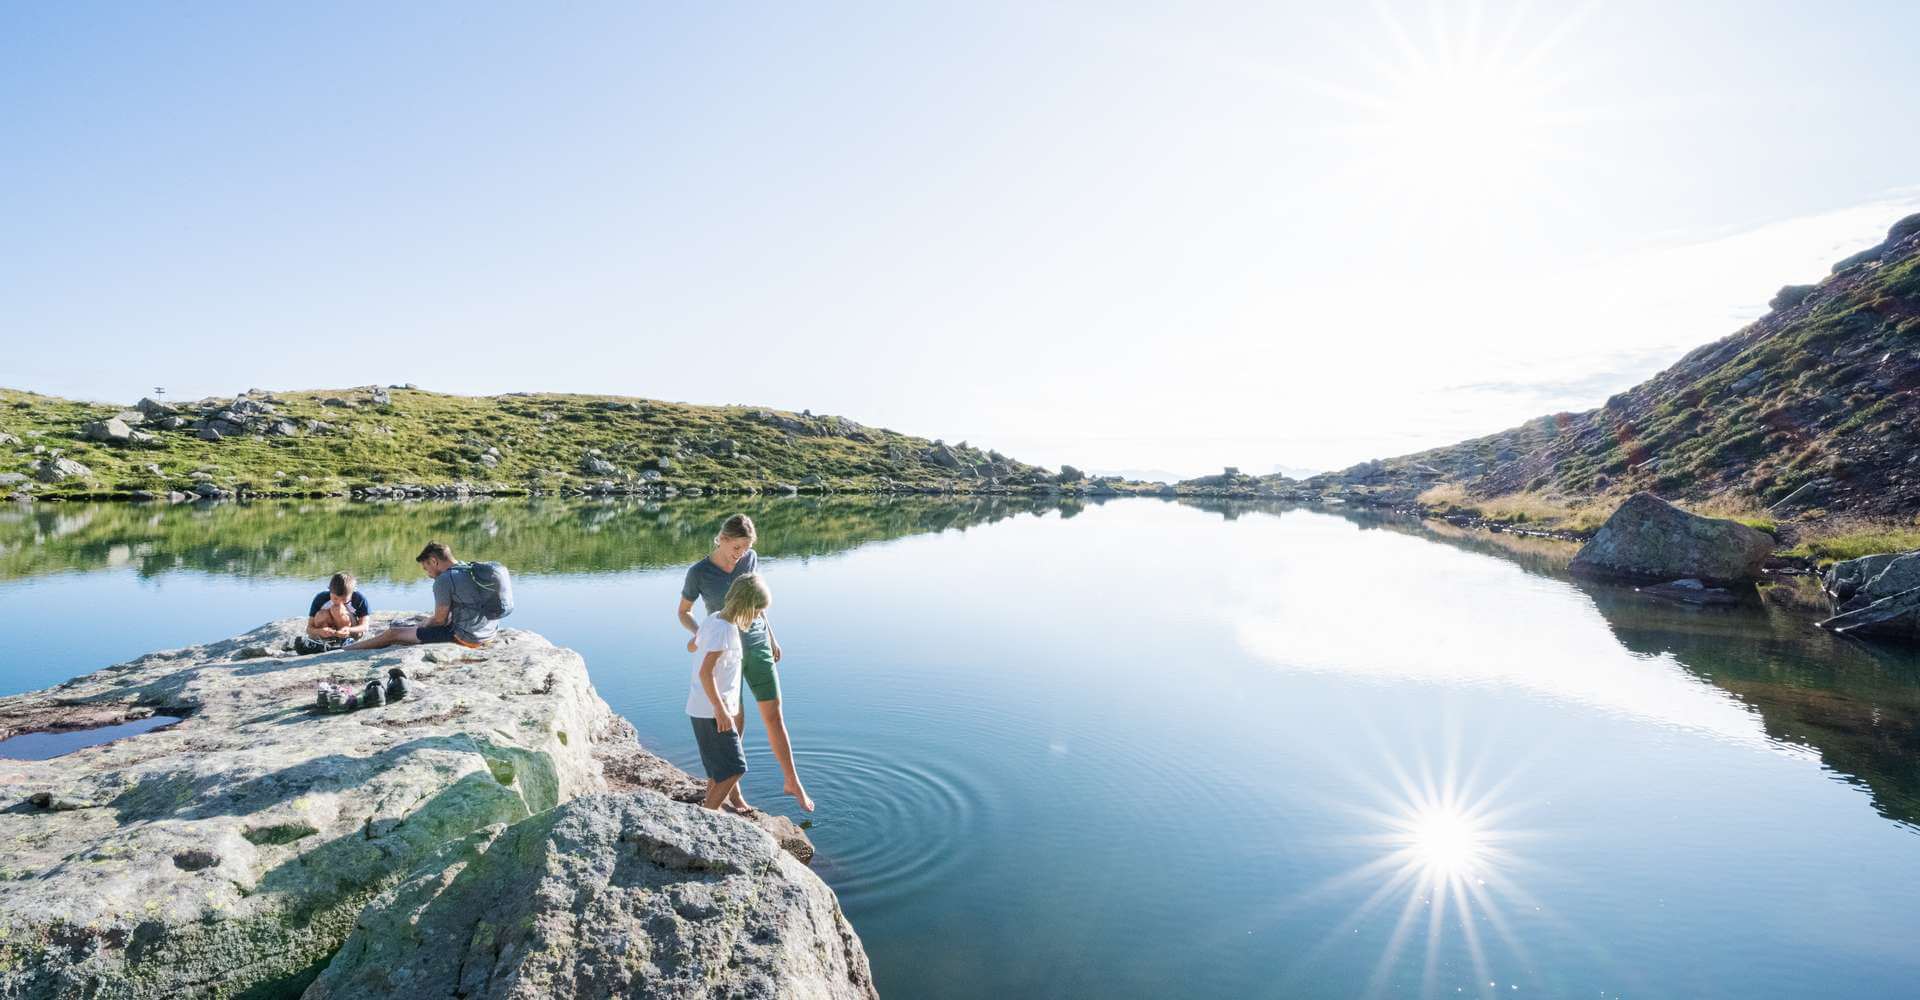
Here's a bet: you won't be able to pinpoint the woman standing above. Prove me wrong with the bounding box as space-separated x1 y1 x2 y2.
677 514 815 812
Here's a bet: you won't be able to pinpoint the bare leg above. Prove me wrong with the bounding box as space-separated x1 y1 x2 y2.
756 699 814 812
703 775 742 810
350 626 419 652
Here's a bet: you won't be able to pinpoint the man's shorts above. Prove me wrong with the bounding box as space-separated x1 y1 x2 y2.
690 715 747 782
416 624 484 648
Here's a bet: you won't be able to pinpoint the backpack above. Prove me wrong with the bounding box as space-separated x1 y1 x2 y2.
461 561 515 620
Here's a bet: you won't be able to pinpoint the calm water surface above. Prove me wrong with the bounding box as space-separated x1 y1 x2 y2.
4 497 1919 999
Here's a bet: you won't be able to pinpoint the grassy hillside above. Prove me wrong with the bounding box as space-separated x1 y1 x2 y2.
0 387 1057 500
1315 212 1920 543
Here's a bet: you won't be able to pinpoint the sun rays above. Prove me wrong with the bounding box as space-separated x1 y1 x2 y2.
1266 721 1556 1000
1296 1 1612 236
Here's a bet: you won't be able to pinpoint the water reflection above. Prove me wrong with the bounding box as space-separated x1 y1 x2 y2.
1203 498 1920 831
0 494 1084 583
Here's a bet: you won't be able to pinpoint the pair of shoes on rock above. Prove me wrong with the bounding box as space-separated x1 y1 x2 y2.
313 668 409 714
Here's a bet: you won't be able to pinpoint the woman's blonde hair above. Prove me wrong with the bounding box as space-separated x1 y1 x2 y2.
714 513 756 547
718 573 771 628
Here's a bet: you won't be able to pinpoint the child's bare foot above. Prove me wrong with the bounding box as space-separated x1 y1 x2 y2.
727 789 752 813
785 781 816 812
724 803 758 816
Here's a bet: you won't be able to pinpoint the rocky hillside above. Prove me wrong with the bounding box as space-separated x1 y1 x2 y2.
1312 213 1920 521
0 386 1058 501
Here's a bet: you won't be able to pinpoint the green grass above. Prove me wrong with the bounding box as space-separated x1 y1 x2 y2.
1784 528 1920 564
0 386 1059 499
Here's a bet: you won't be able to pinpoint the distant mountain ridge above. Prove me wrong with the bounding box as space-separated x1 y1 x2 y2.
1316 213 1920 520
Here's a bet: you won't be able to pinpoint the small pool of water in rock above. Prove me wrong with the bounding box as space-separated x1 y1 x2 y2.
0 715 180 760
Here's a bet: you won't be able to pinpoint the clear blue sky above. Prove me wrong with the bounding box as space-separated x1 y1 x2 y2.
5 1 1918 476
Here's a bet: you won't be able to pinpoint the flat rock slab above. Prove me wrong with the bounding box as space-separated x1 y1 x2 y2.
0 618 818 999
305 792 875 1000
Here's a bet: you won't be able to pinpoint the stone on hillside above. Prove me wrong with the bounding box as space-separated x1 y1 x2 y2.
81 417 134 443
321 397 354 408
267 420 300 437
1770 284 1817 310
0 621 829 1000
305 792 875 1000
0 472 27 486
368 387 391 406
1886 212 1920 246
135 398 175 417
0 432 20 446
1569 493 1775 585
1057 464 1085 483
32 456 92 483
112 410 146 426
926 444 963 469
154 415 189 430
580 455 619 476
197 424 225 442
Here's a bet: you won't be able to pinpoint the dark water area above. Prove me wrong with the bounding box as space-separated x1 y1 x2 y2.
0 715 180 760
2 496 1919 998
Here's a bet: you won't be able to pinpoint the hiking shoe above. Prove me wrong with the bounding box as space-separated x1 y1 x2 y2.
361 679 385 708
385 667 409 702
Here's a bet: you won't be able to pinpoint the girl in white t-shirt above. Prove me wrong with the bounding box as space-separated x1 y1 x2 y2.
687 574 770 809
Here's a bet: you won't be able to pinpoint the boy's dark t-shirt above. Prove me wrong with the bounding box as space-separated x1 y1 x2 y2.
308 591 371 622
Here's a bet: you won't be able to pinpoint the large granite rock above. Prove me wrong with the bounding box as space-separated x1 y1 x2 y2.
1844 551 1920 610
1819 551 1920 641
1824 551 1904 602
0 620 824 999
305 793 876 1000
1569 493 1775 585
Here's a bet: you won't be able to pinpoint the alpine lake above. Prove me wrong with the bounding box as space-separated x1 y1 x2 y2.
3 496 1918 999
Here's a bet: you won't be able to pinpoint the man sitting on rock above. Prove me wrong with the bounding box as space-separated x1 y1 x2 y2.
353 542 501 651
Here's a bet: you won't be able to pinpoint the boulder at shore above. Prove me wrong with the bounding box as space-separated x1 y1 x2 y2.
0 619 840 1000
307 792 877 1000
1818 550 1920 640
1569 492 1775 585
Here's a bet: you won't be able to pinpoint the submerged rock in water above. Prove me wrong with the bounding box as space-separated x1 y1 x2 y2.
0 619 828 999
305 792 876 1000
1637 578 1742 606
1569 493 1774 585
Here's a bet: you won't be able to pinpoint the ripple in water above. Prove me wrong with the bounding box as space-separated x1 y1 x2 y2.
784 743 994 912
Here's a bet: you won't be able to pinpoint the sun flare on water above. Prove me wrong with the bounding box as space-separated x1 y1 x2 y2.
1403 804 1486 878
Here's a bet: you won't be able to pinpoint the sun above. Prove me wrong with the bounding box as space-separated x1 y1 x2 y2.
1404 804 1486 878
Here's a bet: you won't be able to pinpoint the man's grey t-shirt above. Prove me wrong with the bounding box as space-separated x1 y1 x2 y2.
681 551 758 618
433 566 499 643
